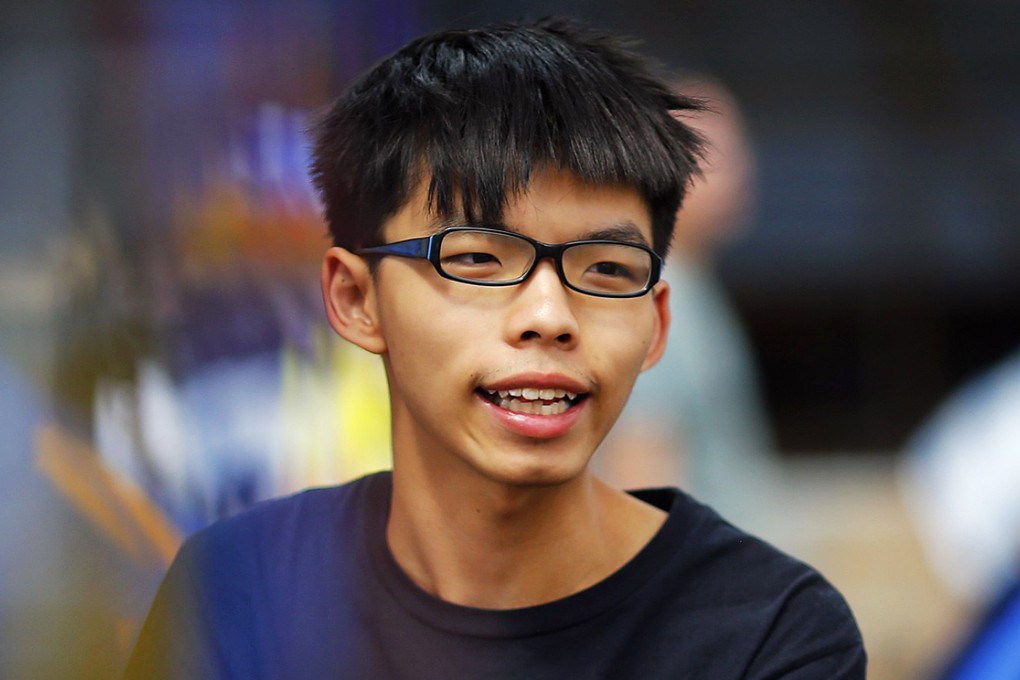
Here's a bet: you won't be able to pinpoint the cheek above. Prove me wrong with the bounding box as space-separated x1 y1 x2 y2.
581 312 657 418
592 310 656 367
378 288 486 387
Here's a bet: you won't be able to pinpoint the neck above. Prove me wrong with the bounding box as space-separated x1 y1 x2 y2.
386 460 665 610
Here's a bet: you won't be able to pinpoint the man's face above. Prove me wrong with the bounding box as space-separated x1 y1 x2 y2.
346 168 669 489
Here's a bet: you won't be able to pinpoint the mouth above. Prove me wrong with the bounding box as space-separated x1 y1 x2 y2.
477 387 586 416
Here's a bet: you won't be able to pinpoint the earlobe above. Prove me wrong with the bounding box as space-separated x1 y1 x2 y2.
640 280 670 371
321 247 387 354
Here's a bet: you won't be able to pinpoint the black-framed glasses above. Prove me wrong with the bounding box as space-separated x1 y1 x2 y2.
356 227 662 298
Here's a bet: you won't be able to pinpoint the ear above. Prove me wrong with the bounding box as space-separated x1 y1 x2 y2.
640 280 670 372
321 247 387 355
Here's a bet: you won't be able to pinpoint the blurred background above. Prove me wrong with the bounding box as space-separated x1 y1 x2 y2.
2 1 1019 678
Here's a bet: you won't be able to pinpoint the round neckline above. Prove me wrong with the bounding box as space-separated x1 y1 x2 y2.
362 474 690 639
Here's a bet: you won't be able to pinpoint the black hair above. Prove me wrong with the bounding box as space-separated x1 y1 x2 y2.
310 17 706 257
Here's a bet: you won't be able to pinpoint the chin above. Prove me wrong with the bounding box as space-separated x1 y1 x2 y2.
476 452 591 490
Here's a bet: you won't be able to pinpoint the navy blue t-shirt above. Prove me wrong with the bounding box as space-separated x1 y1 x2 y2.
124 472 865 678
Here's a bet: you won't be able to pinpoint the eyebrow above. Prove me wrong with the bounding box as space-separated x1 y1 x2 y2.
425 219 651 247
581 222 651 247
424 215 487 234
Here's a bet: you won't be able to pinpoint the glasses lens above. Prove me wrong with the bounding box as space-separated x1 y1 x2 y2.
562 243 654 296
438 230 535 283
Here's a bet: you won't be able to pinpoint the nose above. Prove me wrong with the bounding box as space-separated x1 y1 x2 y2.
504 259 579 349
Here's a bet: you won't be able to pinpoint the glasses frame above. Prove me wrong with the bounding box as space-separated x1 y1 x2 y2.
355 226 663 299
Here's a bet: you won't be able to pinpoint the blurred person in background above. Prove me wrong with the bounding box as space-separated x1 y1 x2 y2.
900 348 1020 679
598 75 778 531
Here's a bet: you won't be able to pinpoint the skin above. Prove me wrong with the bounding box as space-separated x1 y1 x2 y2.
321 168 671 609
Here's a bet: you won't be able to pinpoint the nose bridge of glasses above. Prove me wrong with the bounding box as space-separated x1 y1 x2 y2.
520 239 568 286
530 239 564 263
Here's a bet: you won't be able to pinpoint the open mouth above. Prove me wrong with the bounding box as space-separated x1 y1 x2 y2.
478 387 586 416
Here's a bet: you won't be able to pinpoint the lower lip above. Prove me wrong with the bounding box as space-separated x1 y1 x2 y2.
478 393 587 439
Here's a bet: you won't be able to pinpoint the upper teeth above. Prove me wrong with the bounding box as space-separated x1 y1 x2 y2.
490 387 578 401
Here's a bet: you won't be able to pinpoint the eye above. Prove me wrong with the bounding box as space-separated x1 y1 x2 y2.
438 229 532 282
588 261 635 279
440 250 508 281
564 242 653 294
443 252 500 266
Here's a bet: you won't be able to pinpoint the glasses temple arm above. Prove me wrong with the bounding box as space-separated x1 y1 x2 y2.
357 237 431 258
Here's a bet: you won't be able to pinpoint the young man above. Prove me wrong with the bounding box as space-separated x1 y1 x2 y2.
126 18 865 679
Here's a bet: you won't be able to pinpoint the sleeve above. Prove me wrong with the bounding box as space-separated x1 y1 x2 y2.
122 531 257 680
744 571 867 680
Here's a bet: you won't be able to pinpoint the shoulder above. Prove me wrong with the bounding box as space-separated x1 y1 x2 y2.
124 473 392 679
633 487 866 677
635 487 831 593
198 471 386 536
178 472 389 583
